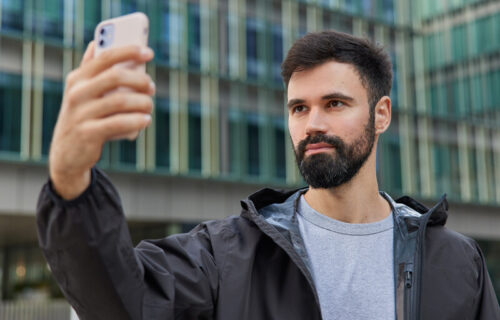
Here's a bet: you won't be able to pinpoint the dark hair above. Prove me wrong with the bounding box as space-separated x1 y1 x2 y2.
281 30 393 109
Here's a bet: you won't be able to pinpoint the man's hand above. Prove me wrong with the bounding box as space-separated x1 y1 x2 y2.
49 42 155 200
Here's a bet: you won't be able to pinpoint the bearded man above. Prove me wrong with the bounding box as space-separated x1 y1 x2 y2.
37 30 499 319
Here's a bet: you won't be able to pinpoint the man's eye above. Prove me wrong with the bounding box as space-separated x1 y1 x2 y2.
293 105 306 113
328 100 344 108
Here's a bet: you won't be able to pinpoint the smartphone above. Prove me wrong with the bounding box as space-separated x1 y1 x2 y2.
94 12 150 140
94 12 149 71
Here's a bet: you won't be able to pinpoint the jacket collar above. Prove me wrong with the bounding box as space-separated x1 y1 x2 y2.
242 187 448 229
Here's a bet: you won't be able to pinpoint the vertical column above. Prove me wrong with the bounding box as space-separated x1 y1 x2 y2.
20 42 33 160
475 126 488 203
20 0 34 160
282 0 301 185
457 124 471 201
201 76 219 177
413 35 433 197
307 3 322 32
209 78 220 175
352 18 367 37
494 128 500 203
200 0 220 177
134 0 149 171
63 0 75 69
169 70 189 174
228 0 246 80
102 0 112 20
169 0 188 174
145 64 156 171
394 0 408 26
30 41 44 160
170 0 187 68
72 0 85 71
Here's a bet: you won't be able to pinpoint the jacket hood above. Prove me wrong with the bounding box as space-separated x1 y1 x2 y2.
394 194 448 226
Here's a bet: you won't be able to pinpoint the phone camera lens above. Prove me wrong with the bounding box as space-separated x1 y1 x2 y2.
100 28 105 35
99 39 105 47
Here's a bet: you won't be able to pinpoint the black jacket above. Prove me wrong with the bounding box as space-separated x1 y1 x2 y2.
36 167 500 320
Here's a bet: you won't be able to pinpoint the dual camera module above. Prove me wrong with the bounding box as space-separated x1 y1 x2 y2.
97 24 114 48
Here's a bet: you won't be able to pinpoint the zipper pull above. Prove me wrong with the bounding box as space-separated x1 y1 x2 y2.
405 271 413 288
404 263 414 288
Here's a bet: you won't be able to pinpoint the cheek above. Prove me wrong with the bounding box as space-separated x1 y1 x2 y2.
288 120 304 147
334 113 369 141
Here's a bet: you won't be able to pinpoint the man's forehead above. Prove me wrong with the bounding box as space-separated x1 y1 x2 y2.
286 61 366 102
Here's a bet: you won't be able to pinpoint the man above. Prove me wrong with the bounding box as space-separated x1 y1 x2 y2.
37 30 499 319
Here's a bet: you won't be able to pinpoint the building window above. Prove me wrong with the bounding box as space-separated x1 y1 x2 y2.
0 73 22 155
228 107 241 176
83 0 101 44
41 80 63 157
110 140 136 167
120 0 137 14
35 0 64 40
246 112 260 176
187 3 201 69
475 15 494 55
149 3 170 63
383 134 402 194
272 25 283 84
188 102 202 172
246 18 259 79
155 98 170 168
273 116 286 180
1 0 24 32
381 0 394 23
451 24 466 62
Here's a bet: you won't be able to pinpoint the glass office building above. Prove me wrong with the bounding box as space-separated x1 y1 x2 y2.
0 0 498 309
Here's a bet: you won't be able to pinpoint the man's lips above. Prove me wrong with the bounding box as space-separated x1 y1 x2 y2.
304 143 335 155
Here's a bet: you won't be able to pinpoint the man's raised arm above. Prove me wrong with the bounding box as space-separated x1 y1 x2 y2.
36 42 220 320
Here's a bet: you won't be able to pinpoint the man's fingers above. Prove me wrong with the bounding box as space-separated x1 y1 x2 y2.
87 112 152 141
67 68 153 106
82 45 154 79
80 41 95 66
79 92 154 120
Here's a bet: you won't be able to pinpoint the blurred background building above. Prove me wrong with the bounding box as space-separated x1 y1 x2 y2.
0 0 499 317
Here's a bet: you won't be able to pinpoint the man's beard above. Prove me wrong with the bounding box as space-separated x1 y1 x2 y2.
293 113 376 189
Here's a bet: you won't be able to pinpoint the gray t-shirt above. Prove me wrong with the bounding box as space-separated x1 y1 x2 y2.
297 195 395 320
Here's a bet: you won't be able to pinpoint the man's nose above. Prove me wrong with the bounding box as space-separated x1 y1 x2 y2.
305 107 328 136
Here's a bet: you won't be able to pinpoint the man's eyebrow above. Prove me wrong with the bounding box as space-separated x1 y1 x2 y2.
287 92 355 109
321 92 355 102
287 99 305 109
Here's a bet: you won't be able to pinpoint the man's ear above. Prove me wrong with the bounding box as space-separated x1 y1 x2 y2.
374 96 391 135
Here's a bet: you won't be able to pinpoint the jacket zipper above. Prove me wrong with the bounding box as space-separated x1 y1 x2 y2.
404 263 414 320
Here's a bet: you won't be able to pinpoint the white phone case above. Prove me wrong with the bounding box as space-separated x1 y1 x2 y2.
94 12 150 140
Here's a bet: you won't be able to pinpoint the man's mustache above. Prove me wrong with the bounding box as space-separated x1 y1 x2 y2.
297 134 345 157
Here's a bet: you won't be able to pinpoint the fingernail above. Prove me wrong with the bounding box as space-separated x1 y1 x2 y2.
149 81 156 94
140 47 154 58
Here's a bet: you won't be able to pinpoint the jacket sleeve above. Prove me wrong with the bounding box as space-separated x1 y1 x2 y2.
36 167 220 320
473 241 500 319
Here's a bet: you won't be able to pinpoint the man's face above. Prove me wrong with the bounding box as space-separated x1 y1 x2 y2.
287 61 376 189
